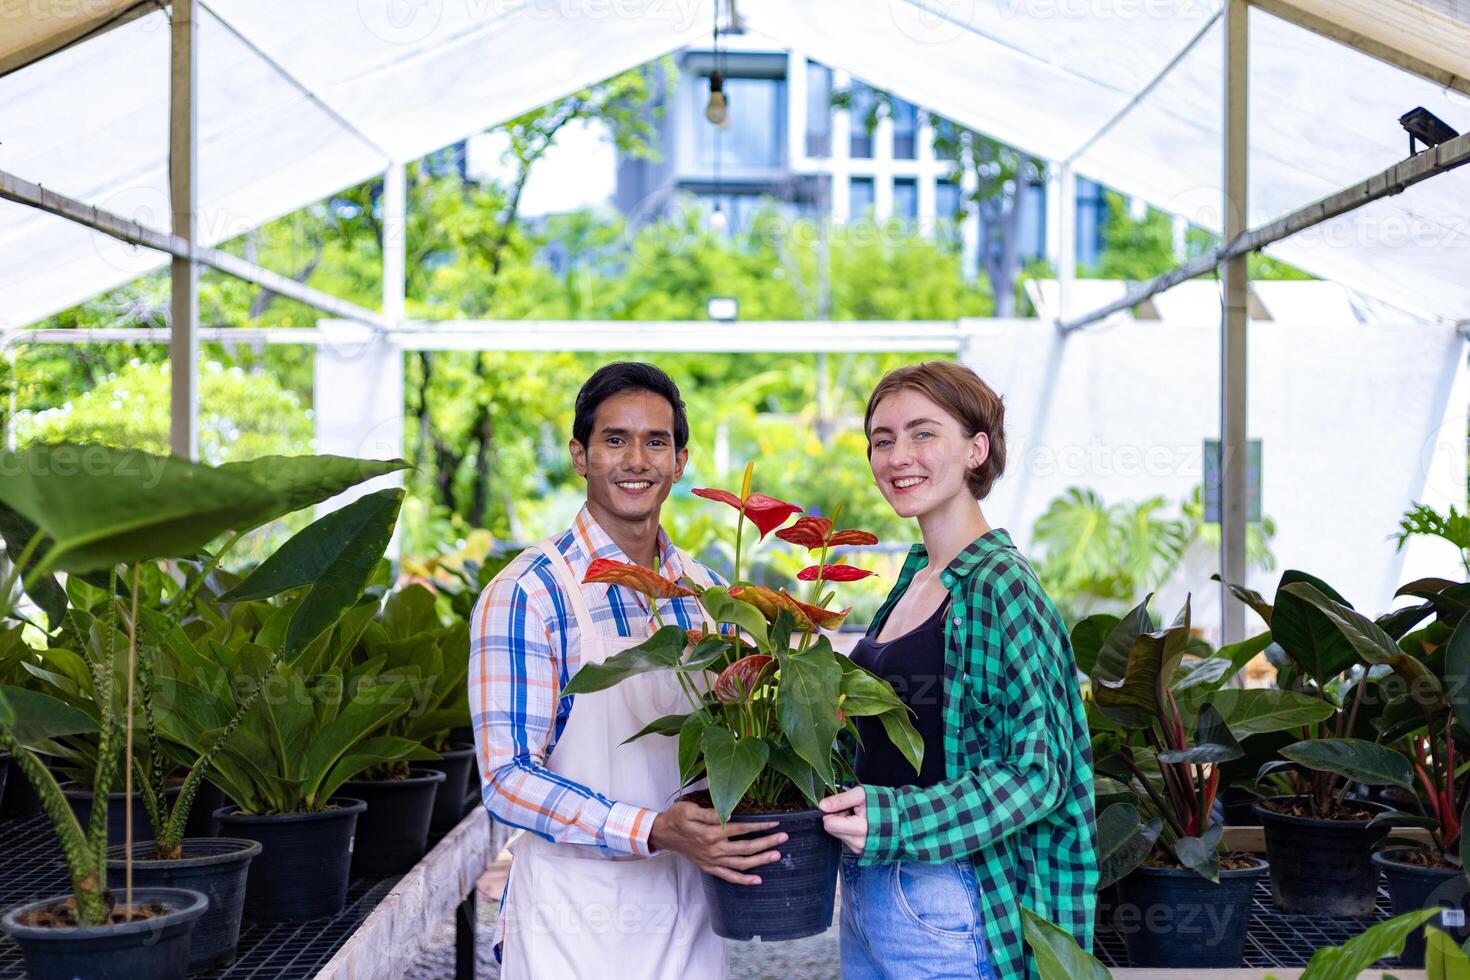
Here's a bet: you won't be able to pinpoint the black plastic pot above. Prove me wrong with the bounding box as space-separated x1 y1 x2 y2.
701 808 840 941
1219 786 1261 827
2 752 46 818
342 768 446 876
182 780 225 839
215 797 367 922
1114 857 1268 967
1254 797 1389 915
1373 848 1470 967
0 753 8 813
62 782 181 846
0 887 207 980
419 744 475 841
107 838 261 972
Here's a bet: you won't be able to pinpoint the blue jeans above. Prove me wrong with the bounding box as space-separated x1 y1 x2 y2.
839 851 998 979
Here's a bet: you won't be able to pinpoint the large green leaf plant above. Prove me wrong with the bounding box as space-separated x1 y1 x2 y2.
0 445 406 923
1079 594 1333 884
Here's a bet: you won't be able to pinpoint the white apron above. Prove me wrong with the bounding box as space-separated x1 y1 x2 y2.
498 540 729 980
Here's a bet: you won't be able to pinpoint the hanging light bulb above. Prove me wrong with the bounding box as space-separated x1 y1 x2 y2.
705 70 728 127
709 203 729 233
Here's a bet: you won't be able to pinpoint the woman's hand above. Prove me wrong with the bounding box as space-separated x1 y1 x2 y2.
820 786 868 854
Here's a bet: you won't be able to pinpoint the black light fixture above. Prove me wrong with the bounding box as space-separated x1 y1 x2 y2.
1400 106 1459 154
705 70 729 127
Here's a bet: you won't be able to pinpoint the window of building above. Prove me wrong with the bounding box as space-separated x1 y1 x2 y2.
805 61 832 158
695 76 786 170
893 177 918 223
891 98 918 159
849 83 876 159
1075 176 1108 268
935 178 961 221
849 177 875 221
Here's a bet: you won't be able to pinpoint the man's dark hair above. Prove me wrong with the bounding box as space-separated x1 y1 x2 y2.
572 362 690 451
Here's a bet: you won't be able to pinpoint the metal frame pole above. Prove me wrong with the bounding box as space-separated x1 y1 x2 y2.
169 0 199 460
1221 0 1250 644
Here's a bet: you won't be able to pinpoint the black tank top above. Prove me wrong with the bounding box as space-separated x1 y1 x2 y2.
850 599 950 788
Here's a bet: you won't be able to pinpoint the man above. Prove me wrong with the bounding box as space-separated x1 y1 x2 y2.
469 362 785 979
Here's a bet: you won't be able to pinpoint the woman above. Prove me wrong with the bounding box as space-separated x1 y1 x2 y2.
820 361 1097 980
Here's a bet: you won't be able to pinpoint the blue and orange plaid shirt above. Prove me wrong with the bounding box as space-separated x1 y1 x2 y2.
468 505 717 857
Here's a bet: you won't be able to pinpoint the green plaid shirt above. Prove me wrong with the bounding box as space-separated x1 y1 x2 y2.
859 529 1097 980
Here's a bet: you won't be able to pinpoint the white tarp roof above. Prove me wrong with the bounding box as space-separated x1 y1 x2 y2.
2 0 1469 329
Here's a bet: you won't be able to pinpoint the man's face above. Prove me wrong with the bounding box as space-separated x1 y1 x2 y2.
570 389 687 526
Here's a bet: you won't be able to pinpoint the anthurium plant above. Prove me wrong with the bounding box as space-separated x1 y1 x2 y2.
561 463 921 821
0 445 405 922
1081 594 1335 882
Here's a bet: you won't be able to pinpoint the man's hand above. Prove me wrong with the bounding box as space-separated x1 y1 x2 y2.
819 786 867 855
650 802 786 885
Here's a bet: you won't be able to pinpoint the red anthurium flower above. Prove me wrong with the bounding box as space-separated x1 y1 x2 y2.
583 558 695 600
828 529 879 547
692 487 803 539
775 516 879 551
685 628 753 651
713 655 775 703
797 564 875 582
729 585 851 632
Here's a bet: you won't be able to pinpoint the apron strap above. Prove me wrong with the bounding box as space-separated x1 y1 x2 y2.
674 548 716 591
532 540 601 640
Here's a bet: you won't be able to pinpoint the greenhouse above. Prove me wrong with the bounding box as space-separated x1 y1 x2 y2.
1 0 1470 978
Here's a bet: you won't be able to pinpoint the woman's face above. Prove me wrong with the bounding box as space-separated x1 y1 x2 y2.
867 388 986 520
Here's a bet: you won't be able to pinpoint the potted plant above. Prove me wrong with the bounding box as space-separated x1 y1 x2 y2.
560 467 921 942
111 457 406 967
143 488 420 921
1220 570 1424 915
338 583 474 875
1084 594 1332 967
0 443 330 979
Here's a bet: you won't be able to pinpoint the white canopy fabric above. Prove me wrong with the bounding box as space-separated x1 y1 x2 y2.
2 0 1469 329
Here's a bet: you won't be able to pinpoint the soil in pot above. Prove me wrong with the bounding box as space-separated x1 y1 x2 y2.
1253 797 1390 915
1372 847 1470 968
216 798 367 922
685 790 840 942
0 887 208 980
1114 853 1268 968
418 743 475 841
62 782 180 846
342 768 446 877
107 838 261 972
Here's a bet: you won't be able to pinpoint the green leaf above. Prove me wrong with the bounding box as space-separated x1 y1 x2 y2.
380 583 439 641
1095 802 1159 888
699 587 769 648
678 711 711 786
1298 908 1438 980
764 739 824 806
560 626 686 696
1213 574 1274 627
0 504 66 626
877 709 924 778
219 489 404 663
0 684 97 745
1216 630 1274 676
1272 571 1362 687
775 642 842 787
678 637 730 673
1444 614 1470 735
1021 908 1113 980
1069 614 1120 678
1282 581 1441 696
622 712 690 745
0 444 280 573
1091 598 1157 691
1424 926 1470 980
838 662 906 716
700 725 769 822
217 455 411 530
1280 737 1413 789
1092 597 1191 729
1207 687 1336 739
1171 822 1223 882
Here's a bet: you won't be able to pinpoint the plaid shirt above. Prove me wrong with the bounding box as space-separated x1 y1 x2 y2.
468 505 715 857
859 529 1098 980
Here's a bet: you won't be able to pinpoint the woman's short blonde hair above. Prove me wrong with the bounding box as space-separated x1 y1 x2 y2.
863 360 1007 500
